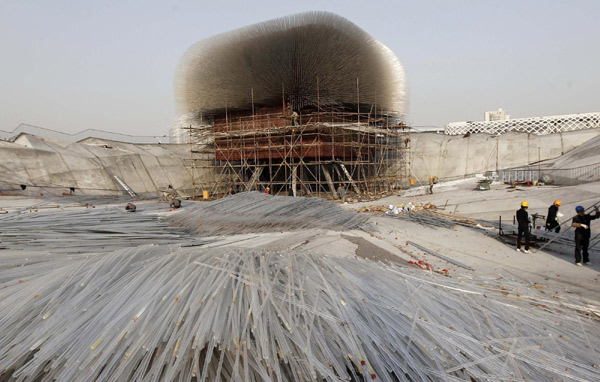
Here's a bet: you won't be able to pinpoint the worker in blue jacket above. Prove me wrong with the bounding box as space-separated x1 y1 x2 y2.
571 205 599 266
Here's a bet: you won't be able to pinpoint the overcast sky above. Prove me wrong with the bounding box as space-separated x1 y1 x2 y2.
1 0 598 136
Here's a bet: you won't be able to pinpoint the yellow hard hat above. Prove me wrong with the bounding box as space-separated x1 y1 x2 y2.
521 201 529 207
554 200 561 206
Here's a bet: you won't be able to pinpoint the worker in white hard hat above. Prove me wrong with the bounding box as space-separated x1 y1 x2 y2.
516 201 530 253
545 200 562 233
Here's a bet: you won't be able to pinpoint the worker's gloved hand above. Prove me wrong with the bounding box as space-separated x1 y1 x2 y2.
581 224 589 229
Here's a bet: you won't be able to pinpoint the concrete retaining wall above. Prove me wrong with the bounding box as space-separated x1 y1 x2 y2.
409 128 600 183
0 134 200 196
3 128 599 196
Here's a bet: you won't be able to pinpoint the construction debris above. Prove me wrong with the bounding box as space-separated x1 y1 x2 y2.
359 201 437 214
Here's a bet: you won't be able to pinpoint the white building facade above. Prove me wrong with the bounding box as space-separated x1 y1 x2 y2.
446 112 600 136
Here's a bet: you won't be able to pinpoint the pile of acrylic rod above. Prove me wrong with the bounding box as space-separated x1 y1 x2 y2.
168 192 370 235
1 245 598 381
0 203 193 253
386 211 456 229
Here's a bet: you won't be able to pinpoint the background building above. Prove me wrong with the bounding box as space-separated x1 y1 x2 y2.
446 112 600 136
172 12 411 199
484 108 510 122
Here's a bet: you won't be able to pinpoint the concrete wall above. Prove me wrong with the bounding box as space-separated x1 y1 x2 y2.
409 128 600 182
3 128 599 196
0 134 202 196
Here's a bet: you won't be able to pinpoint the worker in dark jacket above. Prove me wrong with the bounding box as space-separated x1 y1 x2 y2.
516 201 531 253
545 200 562 233
571 205 599 266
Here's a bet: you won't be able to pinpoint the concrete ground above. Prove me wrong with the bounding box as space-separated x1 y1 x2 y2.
343 178 600 302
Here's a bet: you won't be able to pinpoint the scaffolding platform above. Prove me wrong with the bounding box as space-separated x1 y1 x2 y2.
184 110 411 200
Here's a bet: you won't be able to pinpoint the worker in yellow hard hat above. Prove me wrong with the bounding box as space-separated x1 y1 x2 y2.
516 201 530 253
545 200 562 233
264 187 271 194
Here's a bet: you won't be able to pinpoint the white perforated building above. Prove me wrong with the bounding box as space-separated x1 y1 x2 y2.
445 112 600 136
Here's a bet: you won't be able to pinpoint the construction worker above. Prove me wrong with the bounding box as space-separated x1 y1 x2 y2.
337 185 346 202
516 201 530 253
264 187 271 194
571 205 599 266
428 177 434 194
545 200 562 233
286 102 298 126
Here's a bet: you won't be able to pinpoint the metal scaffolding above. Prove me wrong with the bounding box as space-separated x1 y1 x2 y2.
184 109 410 199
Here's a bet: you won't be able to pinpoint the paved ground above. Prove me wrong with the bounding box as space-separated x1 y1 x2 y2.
342 178 600 302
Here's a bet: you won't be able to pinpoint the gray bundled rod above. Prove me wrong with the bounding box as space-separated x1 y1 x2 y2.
1 245 599 381
168 191 371 235
0 203 192 253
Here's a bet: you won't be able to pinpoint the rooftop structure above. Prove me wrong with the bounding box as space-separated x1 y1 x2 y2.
484 108 510 122
445 112 600 136
172 12 411 199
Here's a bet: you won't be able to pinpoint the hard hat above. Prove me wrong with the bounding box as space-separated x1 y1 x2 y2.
575 205 584 212
266 187 270 190
521 201 528 207
554 200 561 206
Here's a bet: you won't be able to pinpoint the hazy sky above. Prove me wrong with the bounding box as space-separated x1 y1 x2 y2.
1 0 598 136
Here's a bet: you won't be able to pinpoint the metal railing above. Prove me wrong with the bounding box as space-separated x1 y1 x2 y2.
488 162 600 185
